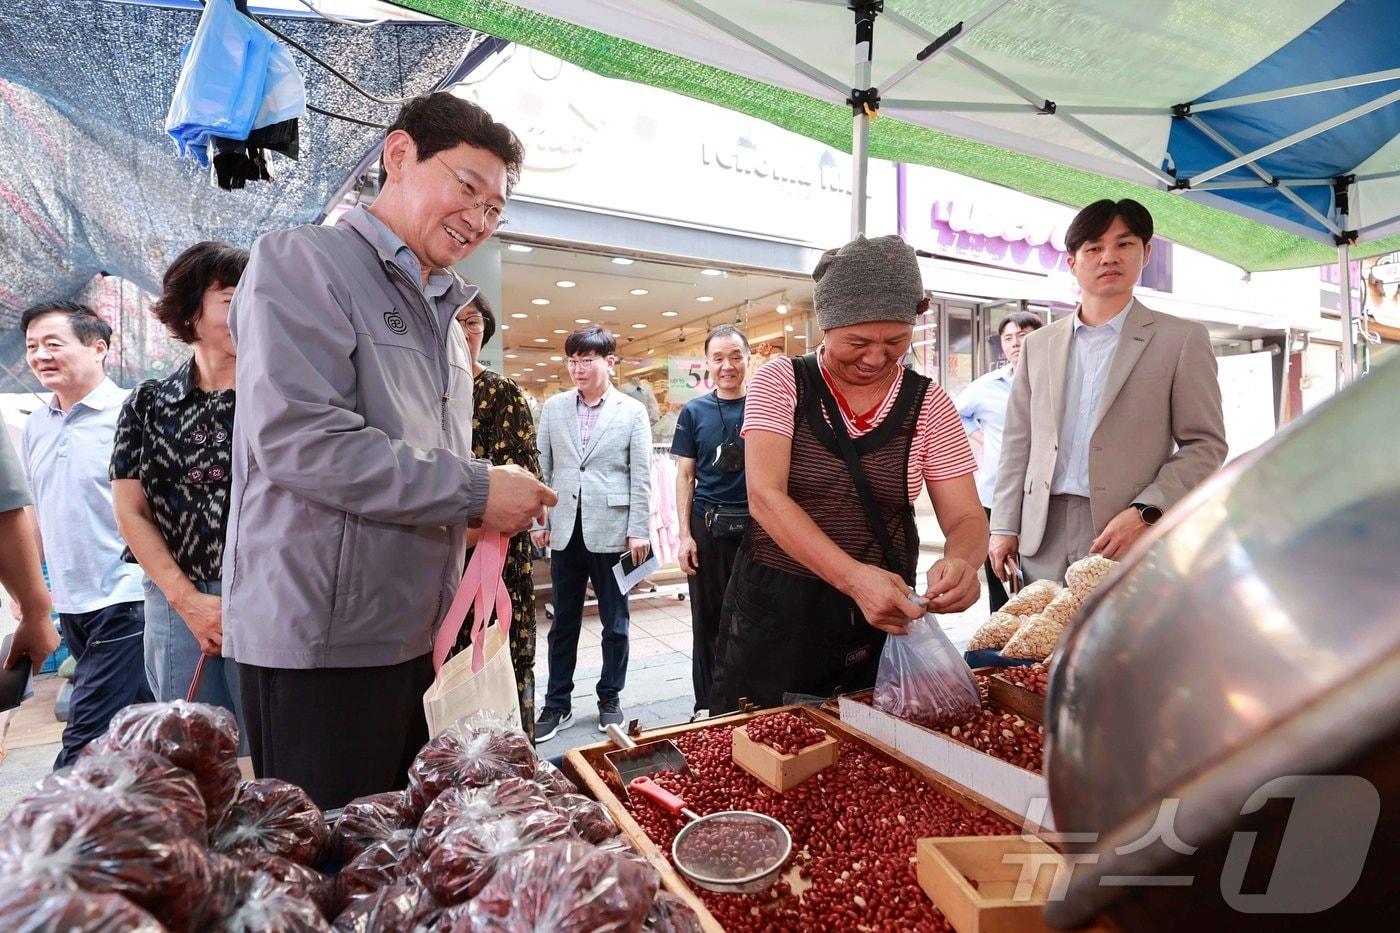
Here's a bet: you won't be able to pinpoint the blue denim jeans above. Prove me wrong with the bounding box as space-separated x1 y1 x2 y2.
143 579 245 747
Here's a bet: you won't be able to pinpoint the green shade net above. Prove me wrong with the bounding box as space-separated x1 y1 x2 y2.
394 0 1400 272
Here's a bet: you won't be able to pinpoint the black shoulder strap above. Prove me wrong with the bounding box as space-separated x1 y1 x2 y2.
795 354 904 578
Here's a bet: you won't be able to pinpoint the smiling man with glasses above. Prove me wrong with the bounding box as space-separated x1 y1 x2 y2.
222 92 557 807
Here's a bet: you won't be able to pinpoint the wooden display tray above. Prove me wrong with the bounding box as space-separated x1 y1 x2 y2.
731 725 838 792
987 674 1046 724
836 689 1053 831
916 835 1064 933
560 705 1045 933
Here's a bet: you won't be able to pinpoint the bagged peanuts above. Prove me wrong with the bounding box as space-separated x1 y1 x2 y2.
968 611 1024 651
1000 578 1062 616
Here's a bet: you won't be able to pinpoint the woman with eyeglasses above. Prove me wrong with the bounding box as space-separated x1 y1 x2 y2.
453 296 542 738
111 241 248 729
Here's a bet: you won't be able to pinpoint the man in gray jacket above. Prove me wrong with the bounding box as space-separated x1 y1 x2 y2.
224 93 556 808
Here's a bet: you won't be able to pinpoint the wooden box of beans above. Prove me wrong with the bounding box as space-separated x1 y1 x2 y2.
731 711 840 792
988 663 1049 724
563 706 1043 933
838 672 1053 832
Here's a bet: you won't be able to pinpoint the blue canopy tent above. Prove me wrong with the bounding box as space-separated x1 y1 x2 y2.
392 0 1400 384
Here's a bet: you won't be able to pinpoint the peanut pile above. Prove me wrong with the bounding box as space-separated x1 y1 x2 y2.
994 663 1049 697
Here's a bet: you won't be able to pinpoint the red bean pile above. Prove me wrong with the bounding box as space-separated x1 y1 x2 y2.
743 711 829 756
604 719 1015 931
856 675 1046 773
995 663 1049 697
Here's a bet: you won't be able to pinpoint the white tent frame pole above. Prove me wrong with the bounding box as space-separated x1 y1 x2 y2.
850 3 877 238
880 0 1012 94
1187 88 1400 186
1189 178 1332 191
1340 240 1356 387
1356 168 1400 182
882 8 1173 185
1184 114 1343 236
1191 67 1400 113
659 0 847 95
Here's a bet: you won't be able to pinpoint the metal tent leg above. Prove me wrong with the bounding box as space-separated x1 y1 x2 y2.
1340 241 1356 387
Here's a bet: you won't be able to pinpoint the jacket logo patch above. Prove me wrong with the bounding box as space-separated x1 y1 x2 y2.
384 310 408 335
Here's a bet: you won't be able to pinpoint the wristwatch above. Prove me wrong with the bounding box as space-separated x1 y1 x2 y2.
1133 502 1163 525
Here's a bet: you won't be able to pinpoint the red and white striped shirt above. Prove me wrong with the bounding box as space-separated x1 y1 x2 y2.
742 352 977 501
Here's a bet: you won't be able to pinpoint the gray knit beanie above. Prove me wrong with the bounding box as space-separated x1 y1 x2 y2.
812 234 925 331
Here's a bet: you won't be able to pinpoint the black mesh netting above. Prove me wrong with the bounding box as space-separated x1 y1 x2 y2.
0 0 479 390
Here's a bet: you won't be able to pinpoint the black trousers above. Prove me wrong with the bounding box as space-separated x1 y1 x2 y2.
984 507 1010 612
686 505 742 712
237 654 434 810
54 601 152 769
544 517 630 712
709 552 886 713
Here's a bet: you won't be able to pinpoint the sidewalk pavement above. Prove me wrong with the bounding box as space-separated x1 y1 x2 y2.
0 542 994 813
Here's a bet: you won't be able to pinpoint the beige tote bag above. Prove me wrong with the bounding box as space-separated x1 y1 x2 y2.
423 532 522 737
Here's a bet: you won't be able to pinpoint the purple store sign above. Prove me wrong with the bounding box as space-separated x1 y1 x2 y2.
900 165 1073 274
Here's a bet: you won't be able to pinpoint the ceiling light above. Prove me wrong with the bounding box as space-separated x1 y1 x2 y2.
555 280 576 288
510 312 528 319
629 288 648 296
523 366 534 372
776 303 789 315
660 310 678 317
531 298 550 306
795 334 807 341
785 324 794 332
647 348 655 355
533 337 549 343
536 377 546 382
552 329 567 334
576 318 592 323
631 323 647 329
611 257 634 265
696 296 713 303
701 268 724 276
501 324 510 330
505 353 518 359
549 355 562 362
511 372 523 377
507 244 533 253
599 305 616 311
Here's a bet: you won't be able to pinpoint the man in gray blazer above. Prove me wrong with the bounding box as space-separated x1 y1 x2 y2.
990 199 1227 584
531 326 652 740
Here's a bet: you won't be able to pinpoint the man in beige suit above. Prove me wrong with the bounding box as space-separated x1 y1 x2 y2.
989 199 1227 584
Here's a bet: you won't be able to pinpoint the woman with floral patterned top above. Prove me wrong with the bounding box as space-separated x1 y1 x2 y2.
454 296 541 738
111 241 248 730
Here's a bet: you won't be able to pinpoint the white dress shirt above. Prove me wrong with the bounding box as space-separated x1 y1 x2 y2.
1049 300 1131 497
21 378 145 613
955 365 1015 508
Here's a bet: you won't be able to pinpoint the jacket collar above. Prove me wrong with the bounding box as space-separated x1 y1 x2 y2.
340 206 477 311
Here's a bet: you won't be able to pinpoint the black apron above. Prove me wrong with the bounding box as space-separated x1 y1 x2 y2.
709 355 928 712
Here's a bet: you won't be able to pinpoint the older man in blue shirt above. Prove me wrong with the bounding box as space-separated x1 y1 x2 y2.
21 301 150 767
955 311 1042 609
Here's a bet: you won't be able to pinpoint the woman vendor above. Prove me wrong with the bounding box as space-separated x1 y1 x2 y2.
709 235 988 711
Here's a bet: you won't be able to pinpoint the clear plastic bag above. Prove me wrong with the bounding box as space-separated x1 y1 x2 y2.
235 849 338 919
208 863 330 932
644 891 705 933
211 778 329 866
403 716 536 819
531 758 580 798
550 793 620 844
24 750 208 840
0 886 165 932
872 612 981 728
335 829 417 911
91 700 242 826
331 792 409 865
417 809 574 905
412 777 551 861
330 884 442 933
463 839 659 933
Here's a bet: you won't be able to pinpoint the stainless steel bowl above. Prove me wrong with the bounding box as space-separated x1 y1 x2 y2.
1045 356 1400 929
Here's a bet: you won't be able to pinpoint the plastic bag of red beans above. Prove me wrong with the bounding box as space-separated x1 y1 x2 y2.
873 614 982 728
330 791 410 865
211 778 330 866
234 849 338 918
0 886 165 933
412 777 551 860
335 828 419 911
19 750 207 841
403 718 536 818
461 839 659 933
417 809 575 905
205 861 330 932
643 890 705 932
550 793 620 844
330 883 443 933
89 700 242 826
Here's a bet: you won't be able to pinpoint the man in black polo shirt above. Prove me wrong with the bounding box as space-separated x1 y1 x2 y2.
671 325 751 719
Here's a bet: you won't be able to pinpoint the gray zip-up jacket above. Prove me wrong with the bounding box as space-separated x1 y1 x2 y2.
222 207 491 669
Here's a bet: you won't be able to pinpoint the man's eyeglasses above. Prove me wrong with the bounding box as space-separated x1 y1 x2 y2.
566 356 605 370
433 156 508 229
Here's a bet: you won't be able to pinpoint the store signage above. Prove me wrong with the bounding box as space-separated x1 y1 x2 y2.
668 357 716 403
701 141 852 195
902 166 1074 275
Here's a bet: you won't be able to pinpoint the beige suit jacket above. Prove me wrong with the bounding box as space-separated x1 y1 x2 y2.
990 299 1227 557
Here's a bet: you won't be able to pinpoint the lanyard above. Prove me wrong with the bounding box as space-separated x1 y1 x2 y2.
713 392 740 441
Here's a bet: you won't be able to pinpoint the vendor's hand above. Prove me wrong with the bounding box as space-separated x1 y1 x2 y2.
1091 507 1150 561
678 536 699 576
483 465 558 534
627 537 651 568
922 557 980 613
175 590 223 656
530 528 551 550
5 599 58 669
989 534 1019 582
844 563 923 636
